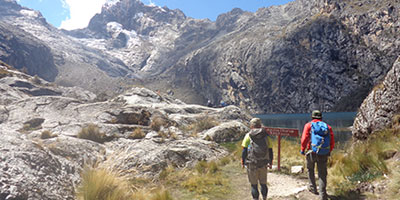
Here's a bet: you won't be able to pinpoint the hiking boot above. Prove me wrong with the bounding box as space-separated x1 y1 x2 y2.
307 186 319 195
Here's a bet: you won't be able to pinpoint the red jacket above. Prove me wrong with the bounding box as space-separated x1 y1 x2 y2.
301 119 335 153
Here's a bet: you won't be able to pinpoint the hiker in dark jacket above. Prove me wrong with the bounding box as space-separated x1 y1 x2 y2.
241 118 273 200
300 110 335 200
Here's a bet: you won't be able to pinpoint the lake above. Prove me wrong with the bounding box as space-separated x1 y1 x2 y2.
254 112 357 144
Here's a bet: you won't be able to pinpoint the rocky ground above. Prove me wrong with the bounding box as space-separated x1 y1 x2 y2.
0 62 251 199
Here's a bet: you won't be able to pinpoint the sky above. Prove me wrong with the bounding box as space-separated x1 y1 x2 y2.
16 0 294 30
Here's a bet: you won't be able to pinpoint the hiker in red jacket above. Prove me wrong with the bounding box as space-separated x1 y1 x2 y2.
300 110 334 200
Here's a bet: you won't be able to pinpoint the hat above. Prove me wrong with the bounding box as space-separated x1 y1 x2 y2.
311 110 322 119
250 118 262 128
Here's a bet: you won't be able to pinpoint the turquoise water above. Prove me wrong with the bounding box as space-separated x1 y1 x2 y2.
254 112 357 144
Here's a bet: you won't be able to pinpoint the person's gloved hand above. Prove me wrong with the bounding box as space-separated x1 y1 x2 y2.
300 150 305 155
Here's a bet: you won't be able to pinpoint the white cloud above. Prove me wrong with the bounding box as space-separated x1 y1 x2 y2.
148 0 156 6
59 0 107 30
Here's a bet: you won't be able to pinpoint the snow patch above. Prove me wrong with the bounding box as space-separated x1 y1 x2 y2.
20 9 39 18
106 21 138 42
135 12 144 19
104 0 121 9
107 22 123 34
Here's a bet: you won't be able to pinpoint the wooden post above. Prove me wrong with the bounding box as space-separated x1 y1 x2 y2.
265 127 299 171
277 135 281 171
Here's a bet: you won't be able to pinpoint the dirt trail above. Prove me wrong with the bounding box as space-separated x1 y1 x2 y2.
223 163 323 200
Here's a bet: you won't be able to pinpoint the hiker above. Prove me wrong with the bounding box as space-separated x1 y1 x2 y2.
300 110 335 200
207 99 213 107
220 100 227 107
241 118 273 200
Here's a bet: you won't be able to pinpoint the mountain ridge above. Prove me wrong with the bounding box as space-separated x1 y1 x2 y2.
0 0 399 113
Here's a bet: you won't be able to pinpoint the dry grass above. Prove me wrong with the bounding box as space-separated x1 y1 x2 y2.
77 124 109 143
268 137 304 173
76 156 231 200
192 117 219 133
387 164 400 199
76 149 175 200
157 129 178 140
159 160 230 198
132 187 173 200
0 68 12 79
183 117 219 136
150 116 169 131
328 129 399 196
76 167 134 200
128 128 146 139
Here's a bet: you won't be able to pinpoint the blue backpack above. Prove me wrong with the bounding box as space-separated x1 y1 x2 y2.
311 121 330 155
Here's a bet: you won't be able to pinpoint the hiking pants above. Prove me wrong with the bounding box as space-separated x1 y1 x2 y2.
306 152 328 200
246 165 268 200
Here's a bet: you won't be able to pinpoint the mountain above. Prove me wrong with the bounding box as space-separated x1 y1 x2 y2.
159 0 399 113
0 0 399 113
0 0 134 96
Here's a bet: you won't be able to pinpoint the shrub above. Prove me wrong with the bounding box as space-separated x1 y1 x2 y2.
128 128 146 139
76 167 133 200
40 130 57 139
77 124 108 143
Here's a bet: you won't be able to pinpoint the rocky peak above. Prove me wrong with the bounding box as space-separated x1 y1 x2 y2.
216 8 247 31
0 0 21 16
87 0 186 38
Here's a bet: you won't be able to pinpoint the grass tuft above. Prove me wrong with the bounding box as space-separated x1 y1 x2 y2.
76 167 133 200
192 117 219 133
150 115 177 132
77 124 109 143
128 128 146 139
182 117 219 136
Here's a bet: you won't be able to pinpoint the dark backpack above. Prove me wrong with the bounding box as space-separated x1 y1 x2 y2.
311 121 330 155
247 129 270 167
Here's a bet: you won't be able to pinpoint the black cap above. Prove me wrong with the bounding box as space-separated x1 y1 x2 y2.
311 110 322 119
